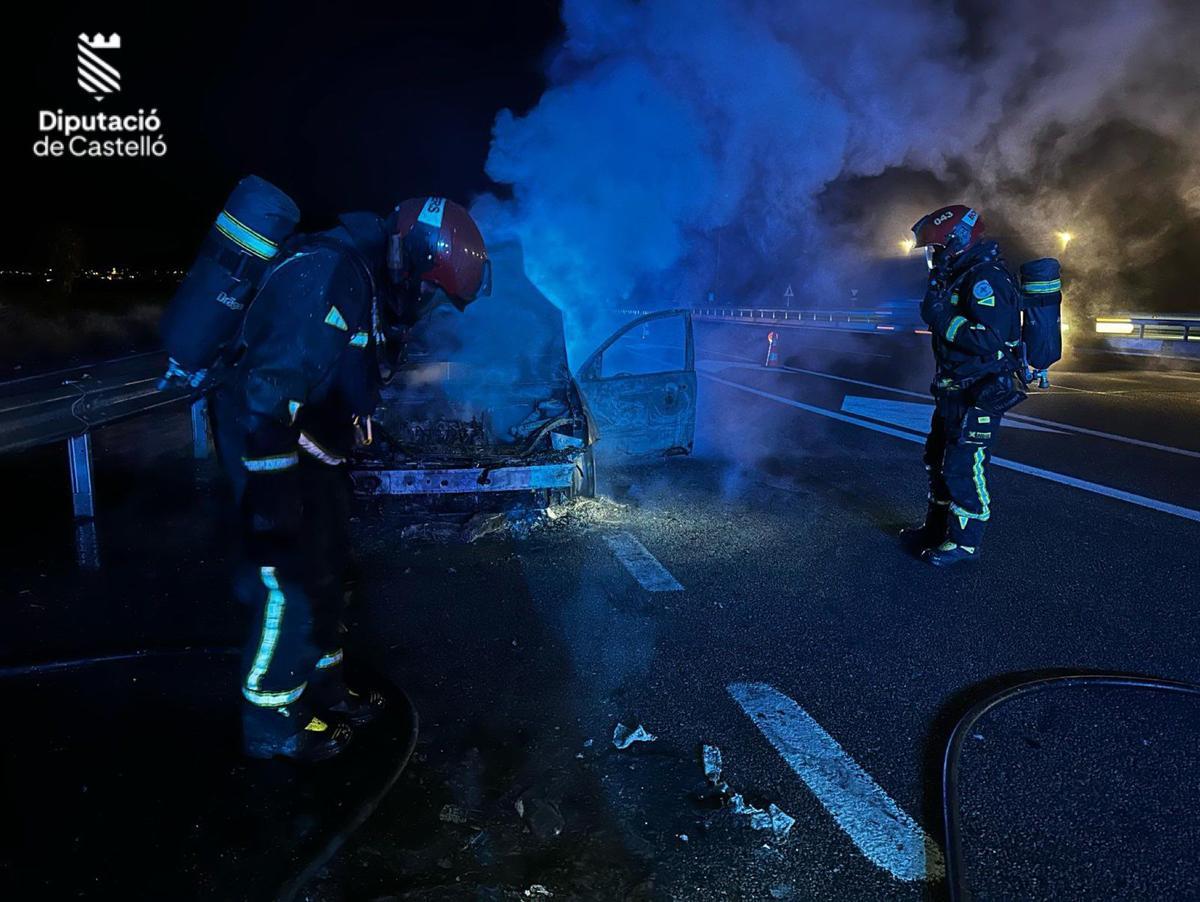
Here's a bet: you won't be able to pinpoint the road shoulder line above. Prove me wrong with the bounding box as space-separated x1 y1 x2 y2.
702 360 1200 458
703 373 1200 524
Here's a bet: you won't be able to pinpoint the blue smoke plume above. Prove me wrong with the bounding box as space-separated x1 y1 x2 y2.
477 0 1195 357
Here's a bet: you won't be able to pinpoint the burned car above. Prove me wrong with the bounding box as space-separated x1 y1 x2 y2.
349 241 696 510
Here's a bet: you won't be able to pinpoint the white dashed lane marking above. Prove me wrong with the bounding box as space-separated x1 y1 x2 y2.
603 532 684 592
728 682 944 882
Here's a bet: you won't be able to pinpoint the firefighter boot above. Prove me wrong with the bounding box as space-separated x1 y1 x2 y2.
899 499 950 551
922 511 984 567
922 541 979 567
242 700 354 763
309 665 388 728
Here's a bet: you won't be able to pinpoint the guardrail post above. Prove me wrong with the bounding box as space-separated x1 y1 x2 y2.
75 520 100 570
68 433 95 519
68 433 100 570
191 397 212 459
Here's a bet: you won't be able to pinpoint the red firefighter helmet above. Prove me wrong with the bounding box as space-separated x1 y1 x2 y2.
911 204 984 255
388 197 491 309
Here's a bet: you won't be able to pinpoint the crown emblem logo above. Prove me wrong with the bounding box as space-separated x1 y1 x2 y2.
77 33 121 101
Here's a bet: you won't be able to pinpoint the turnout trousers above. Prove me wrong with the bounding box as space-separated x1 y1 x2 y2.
210 389 353 717
923 387 1002 550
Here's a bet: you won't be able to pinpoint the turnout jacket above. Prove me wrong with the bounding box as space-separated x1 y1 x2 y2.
920 240 1021 384
232 212 386 468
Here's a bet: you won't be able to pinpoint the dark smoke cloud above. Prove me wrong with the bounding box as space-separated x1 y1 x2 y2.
476 0 1200 356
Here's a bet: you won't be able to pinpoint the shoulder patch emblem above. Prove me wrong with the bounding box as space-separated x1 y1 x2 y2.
324 305 349 331
973 279 993 300
977 295 995 307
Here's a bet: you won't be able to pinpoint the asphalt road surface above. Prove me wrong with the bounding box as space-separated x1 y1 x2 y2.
3 325 1199 900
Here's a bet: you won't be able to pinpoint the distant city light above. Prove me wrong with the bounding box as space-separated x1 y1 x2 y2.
0 266 185 283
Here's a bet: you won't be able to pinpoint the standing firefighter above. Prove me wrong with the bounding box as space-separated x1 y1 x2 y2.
164 186 490 761
903 205 1026 567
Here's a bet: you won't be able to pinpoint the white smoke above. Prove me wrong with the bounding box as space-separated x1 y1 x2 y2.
478 0 1200 355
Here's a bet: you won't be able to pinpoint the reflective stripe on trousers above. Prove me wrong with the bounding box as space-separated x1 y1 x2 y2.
242 566 304 707
950 447 991 521
315 648 344 670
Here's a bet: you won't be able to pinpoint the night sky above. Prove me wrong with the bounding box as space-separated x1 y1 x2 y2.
2 1 562 267
8 2 1199 319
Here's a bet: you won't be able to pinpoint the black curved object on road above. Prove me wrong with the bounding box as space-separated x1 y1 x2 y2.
942 673 1200 902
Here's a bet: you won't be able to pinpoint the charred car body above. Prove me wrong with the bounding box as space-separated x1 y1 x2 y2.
350 241 697 509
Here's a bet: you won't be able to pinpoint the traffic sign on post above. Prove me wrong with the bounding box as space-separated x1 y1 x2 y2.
784 284 794 308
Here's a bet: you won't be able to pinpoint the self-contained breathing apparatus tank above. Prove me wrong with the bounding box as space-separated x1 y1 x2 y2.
158 175 300 389
1019 257 1063 388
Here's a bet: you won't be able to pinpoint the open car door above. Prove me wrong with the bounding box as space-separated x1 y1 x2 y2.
574 309 696 457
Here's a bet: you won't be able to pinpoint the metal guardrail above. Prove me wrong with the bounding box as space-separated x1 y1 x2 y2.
692 306 926 333
1089 315 1200 363
0 351 200 567
0 352 189 456
1094 315 1200 342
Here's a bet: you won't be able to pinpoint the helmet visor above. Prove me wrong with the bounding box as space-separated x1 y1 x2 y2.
478 258 492 298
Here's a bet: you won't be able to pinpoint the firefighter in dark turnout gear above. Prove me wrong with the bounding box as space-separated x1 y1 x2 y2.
211 198 490 761
903 205 1024 567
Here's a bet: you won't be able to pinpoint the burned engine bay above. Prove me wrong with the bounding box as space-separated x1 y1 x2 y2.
350 241 593 507
355 359 589 465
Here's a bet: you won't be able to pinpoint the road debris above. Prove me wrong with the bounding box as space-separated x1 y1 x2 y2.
698 743 796 840
702 744 723 782
387 496 631 548
524 885 553 897
732 797 796 840
461 830 487 853
612 722 657 749
439 804 470 825
518 797 565 839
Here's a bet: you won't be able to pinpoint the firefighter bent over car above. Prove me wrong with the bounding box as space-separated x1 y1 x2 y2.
903 205 1027 568
161 181 490 761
